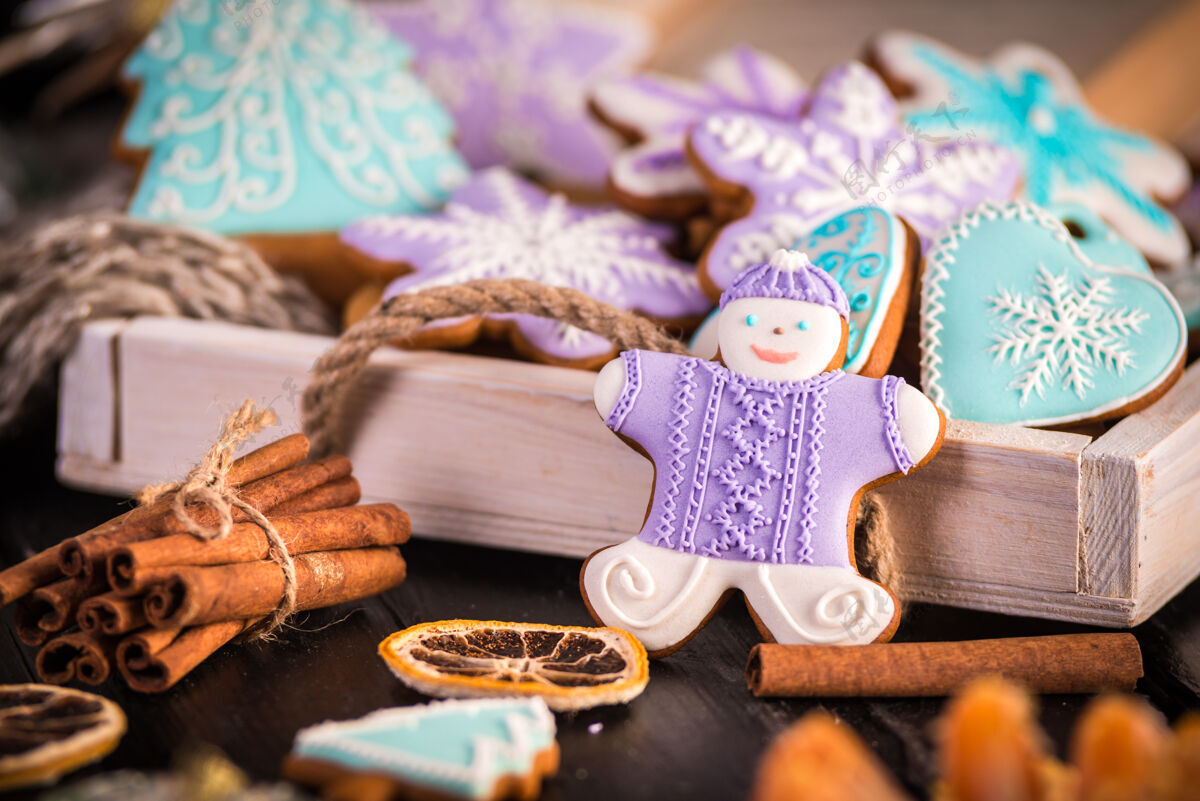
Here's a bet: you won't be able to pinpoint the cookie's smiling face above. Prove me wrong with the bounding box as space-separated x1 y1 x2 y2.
718 297 843 382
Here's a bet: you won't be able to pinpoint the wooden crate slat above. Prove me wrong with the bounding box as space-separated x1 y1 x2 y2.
874 420 1088 595
1082 363 1200 617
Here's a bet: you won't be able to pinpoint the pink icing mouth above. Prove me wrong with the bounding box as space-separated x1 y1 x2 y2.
751 344 799 364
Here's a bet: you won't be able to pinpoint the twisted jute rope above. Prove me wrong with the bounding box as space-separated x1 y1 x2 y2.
301 278 691 455
138 400 296 639
300 278 902 594
0 212 335 432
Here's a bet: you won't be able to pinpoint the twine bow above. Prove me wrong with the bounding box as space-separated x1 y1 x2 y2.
138 400 297 639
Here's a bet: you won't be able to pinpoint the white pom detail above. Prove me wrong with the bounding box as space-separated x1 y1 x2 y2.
768 248 810 271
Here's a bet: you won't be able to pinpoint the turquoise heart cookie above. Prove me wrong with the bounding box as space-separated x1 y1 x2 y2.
921 201 1185 426
689 206 912 377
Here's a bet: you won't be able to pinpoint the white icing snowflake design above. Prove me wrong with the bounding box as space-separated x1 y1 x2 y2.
342 168 712 362
988 266 1148 404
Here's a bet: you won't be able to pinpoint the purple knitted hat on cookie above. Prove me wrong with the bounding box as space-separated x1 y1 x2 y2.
719 249 850 318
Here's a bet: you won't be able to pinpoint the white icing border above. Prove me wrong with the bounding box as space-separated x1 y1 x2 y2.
919 199 1187 426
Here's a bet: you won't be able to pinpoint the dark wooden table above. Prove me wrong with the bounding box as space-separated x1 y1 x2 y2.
1 417 1198 800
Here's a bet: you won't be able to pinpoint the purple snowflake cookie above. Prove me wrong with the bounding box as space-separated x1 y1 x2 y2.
341 168 713 366
688 61 1023 299
591 45 808 220
374 0 653 187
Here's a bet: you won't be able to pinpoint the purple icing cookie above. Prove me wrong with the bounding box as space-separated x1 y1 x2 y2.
688 61 1023 298
342 168 712 365
582 250 945 654
590 45 808 219
374 0 652 187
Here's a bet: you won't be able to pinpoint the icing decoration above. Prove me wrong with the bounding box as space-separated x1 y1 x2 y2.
688 61 1021 297
290 698 556 801
373 0 652 186
119 0 468 235
590 45 808 214
584 250 944 653
872 32 1191 267
689 207 912 375
920 200 1186 426
343 167 712 364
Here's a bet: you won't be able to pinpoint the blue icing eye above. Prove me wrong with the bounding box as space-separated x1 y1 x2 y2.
797 320 810 331
746 314 759 326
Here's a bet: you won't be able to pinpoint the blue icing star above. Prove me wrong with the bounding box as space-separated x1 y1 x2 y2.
119 0 468 236
883 35 1188 265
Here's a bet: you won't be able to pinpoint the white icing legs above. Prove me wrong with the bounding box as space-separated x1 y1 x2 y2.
581 538 897 654
582 540 728 654
742 561 896 646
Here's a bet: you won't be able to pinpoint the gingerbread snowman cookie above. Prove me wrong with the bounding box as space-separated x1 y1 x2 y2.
582 249 945 656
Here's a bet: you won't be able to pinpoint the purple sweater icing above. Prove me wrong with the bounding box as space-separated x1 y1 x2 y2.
607 351 913 568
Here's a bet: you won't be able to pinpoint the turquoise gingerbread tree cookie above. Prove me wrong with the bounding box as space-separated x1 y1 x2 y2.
118 0 468 238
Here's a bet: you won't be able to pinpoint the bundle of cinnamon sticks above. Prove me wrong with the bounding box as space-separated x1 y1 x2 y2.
0 433 410 692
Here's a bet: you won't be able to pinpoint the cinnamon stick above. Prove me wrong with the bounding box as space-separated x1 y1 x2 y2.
53 435 308 581
158 454 354 538
77 591 148 635
143 547 407 628
747 634 1143 697
14 575 107 646
0 509 131 608
36 631 118 685
108 504 409 592
117 620 253 693
59 453 350 582
270 475 361 515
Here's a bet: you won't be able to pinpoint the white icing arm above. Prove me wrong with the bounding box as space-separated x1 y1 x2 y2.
593 357 627 421
896 383 942 465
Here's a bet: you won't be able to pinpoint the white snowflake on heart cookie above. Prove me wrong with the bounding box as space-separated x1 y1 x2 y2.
989 266 1147 403
687 61 1023 298
373 0 653 187
340 167 712 364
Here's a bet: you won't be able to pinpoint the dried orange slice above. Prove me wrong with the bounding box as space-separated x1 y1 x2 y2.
379 620 649 711
0 683 126 790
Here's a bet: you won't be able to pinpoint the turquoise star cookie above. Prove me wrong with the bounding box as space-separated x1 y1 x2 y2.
872 32 1190 267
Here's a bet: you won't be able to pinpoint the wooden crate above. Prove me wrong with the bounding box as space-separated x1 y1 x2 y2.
56 316 1200 628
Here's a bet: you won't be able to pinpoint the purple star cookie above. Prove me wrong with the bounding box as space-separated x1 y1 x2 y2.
591 45 808 219
341 168 713 366
688 61 1023 298
374 0 652 187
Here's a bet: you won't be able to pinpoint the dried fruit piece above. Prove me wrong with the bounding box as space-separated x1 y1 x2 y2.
935 676 1056 801
1070 695 1170 801
0 683 126 790
379 620 649 711
750 711 915 801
